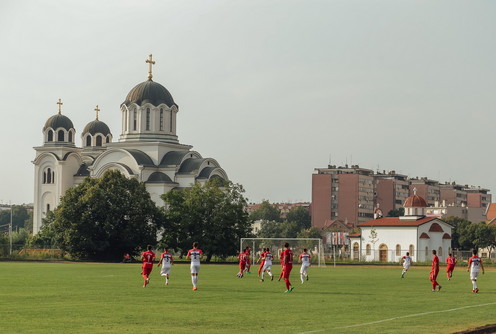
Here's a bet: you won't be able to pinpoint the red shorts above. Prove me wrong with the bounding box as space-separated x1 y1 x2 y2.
446 265 455 272
429 271 438 281
142 265 153 276
239 262 246 270
282 263 293 278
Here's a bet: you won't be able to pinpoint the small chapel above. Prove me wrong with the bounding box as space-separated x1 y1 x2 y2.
32 55 228 234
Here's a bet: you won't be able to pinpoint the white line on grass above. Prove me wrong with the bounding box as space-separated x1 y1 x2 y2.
297 301 496 334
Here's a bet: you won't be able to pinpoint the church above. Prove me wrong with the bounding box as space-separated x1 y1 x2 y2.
32 55 228 234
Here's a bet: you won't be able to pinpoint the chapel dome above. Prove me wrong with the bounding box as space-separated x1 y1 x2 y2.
43 114 74 131
403 194 428 208
122 79 176 107
82 119 111 136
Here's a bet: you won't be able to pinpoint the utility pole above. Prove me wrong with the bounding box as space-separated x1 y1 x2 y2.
9 202 13 255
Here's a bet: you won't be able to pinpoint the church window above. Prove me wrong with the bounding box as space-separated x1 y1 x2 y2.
425 247 429 258
146 108 150 131
170 110 173 132
43 167 54 184
438 247 442 257
96 135 102 147
106 135 110 143
46 204 50 213
159 109 164 131
409 244 415 256
47 130 53 142
57 130 64 142
86 135 91 147
68 131 73 143
366 244 371 255
395 244 401 256
133 109 137 131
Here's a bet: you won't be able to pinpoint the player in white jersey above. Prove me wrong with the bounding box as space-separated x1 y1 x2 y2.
401 252 412 278
261 248 274 282
157 247 174 285
186 242 203 291
467 249 485 293
299 249 311 283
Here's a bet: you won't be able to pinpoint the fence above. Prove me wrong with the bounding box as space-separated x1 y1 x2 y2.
0 242 64 260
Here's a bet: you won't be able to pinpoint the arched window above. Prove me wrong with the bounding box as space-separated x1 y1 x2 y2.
146 108 150 130
159 109 164 131
438 247 443 257
106 135 110 143
47 130 53 142
43 171 47 184
425 247 429 258
44 168 54 184
68 131 73 143
409 244 415 256
396 244 401 256
133 109 137 131
96 135 102 147
57 130 64 141
46 204 50 213
366 244 371 255
86 135 91 147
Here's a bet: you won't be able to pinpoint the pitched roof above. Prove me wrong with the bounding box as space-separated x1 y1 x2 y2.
486 203 496 220
359 216 438 227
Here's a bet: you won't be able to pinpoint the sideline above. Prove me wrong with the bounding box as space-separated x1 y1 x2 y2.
297 301 496 334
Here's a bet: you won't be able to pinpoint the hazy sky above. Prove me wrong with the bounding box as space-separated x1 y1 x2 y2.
1 0 495 205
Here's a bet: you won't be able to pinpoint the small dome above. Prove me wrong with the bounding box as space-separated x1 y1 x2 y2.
404 194 428 208
83 120 111 136
43 114 74 131
147 172 173 183
122 79 176 107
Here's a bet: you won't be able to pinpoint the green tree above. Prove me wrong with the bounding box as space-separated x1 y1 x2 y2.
297 227 322 239
443 216 473 249
47 170 162 261
249 200 281 222
0 205 31 232
386 208 404 217
256 220 283 238
285 206 311 230
161 180 251 262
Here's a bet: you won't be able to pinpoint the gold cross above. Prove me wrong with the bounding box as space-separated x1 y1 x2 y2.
57 98 63 114
146 54 155 80
95 105 100 120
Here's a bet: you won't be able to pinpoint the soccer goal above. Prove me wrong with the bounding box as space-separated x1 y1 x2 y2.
240 238 326 267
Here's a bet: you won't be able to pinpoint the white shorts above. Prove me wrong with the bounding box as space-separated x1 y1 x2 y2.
160 266 171 276
262 263 272 271
403 264 410 270
470 271 479 280
300 265 310 274
191 264 200 274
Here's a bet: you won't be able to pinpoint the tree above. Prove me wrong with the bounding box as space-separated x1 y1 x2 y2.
0 205 32 232
256 220 283 238
47 170 162 261
161 179 251 262
248 200 281 222
386 208 404 217
285 206 311 230
443 216 473 249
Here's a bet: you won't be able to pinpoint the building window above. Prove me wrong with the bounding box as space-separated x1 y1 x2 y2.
68 131 73 142
133 109 137 131
43 168 55 184
57 130 64 141
146 108 150 130
46 204 50 213
86 135 91 147
425 247 429 258
47 130 53 142
396 244 401 256
96 135 102 147
438 247 443 257
409 244 414 256
366 244 371 255
159 109 164 131
106 135 110 143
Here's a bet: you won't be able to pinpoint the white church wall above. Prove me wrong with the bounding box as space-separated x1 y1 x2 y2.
360 226 418 262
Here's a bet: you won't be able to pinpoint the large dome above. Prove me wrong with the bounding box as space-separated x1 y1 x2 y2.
83 120 111 136
122 79 176 107
43 114 74 131
404 194 428 208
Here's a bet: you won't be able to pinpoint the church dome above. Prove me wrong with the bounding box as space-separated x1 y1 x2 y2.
83 119 111 136
122 79 176 107
404 194 428 208
43 114 74 131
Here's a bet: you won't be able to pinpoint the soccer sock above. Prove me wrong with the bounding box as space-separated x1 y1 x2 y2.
261 272 264 280
268 271 272 277
284 278 291 290
300 273 304 283
192 276 196 287
473 280 477 290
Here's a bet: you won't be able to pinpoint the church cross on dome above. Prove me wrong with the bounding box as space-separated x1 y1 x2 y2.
146 54 156 80
57 98 63 115
413 187 417 195
94 105 100 120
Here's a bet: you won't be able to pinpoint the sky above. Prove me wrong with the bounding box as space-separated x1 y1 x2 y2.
0 0 495 205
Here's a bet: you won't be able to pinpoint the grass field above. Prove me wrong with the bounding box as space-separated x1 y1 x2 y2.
0 262 494 334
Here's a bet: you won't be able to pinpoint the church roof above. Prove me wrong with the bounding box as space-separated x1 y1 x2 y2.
124 149 155 167
197 167 216 179
82 119 111 136
177 158 204 174
74 163 90 177
122 79 176 107
359 216 438 227
404 194 428 208
159 151 192 166
43 114 74 131
146 172 174 183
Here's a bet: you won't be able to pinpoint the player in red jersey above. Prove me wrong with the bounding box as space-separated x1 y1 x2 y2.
429 249 441 292
446 253 457 280
467 249 485 293
281 243 294 293
157 247 174 285
237 248 247 278
186 242 203 291
257 248 267 277
244 247 252 274
277 250 285 281
141 245 155 287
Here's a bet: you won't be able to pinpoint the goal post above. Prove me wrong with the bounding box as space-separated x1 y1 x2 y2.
240 238 326 267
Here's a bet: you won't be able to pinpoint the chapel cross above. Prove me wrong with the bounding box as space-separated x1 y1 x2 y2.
95 105 100 120
146 54 155 80
57 98 63 114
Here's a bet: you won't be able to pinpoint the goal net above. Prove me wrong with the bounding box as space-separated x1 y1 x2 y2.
240 238 326 267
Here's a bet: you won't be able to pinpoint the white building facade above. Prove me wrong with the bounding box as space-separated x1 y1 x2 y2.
32 56 228 234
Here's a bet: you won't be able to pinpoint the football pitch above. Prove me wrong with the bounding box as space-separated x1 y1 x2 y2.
0 262 494 333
